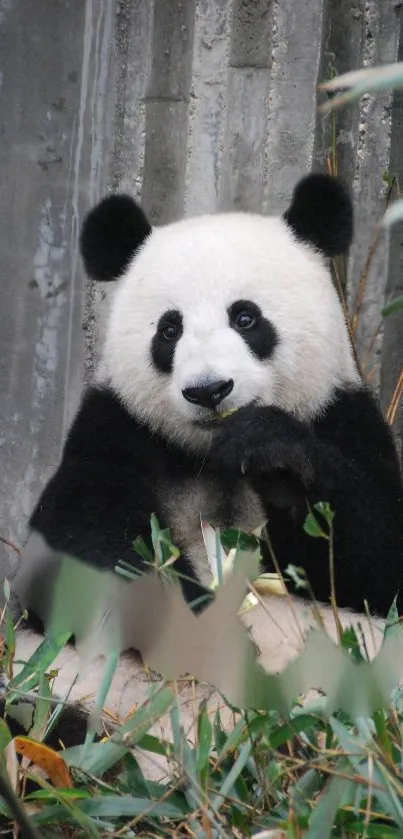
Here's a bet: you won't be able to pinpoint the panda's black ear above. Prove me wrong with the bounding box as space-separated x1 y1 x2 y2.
80 194 152 281
283 173 353 257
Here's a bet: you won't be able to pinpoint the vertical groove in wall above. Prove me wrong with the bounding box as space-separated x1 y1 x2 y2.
141 0 197 225
313 0 366 185
184 0 232 218
90 0 154 370
312 0 366 311
263 0 324 215
219 0 274 212
380 9 403 429
346 2 400 390
109 0 153 197
76 0 115 390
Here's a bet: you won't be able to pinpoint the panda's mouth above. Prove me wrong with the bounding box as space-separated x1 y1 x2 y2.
193 407 240 428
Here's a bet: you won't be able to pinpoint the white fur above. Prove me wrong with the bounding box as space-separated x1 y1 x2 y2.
99 212 359 451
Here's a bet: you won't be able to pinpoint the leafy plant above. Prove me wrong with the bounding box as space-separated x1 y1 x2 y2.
2 512 403 837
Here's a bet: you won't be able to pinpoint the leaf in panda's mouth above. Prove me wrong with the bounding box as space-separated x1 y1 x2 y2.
194 407 240 428
217 408 238 419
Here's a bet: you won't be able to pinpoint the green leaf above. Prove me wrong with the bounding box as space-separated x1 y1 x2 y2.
114 560 142 581
136 732 169 757
303 512 328 539
339 624 366 661
87 652 119 748
150 513 179 567
78 793 189 818
319 62 403 113
343 821 402 837
331 718 403 829
306 772 351 839
382 295 403 318
30 671 52 740
64 684 174 776
383 199 403 229
216 715 251 760
213 708 228 753
291 767 323 821
25 789 91 801
268 714 320 749
383 594 402 641
0 718 12 773
7 632 71 696
314 501 334 526
3 577 11 602
220 528 260 552
213 741 253 810
284 563 310 591
373 709 393 760
29 788 101 836
196 702 213 778
169 699 197 781
131 536 154 565
4 610 16 669
120 753 150 797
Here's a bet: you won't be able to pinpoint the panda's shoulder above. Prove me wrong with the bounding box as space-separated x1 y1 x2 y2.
61 384 167 465
33 383 198 507
314 384 395 445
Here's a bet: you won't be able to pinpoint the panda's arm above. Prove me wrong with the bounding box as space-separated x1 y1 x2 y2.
28 385 210 610
209 387 403 616
29 387 158 570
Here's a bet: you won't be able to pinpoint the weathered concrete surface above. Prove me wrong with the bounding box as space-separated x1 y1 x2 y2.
1 0 402 580
380 6 403 433
0 0 115 579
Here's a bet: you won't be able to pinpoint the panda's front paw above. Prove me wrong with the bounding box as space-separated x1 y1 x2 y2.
209 405 314 487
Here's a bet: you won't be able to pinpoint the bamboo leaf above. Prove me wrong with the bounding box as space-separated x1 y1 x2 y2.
319 62 403 112
7 632 71 695
382 296 403 319
63 685 174 776
383 199 403 228
14 736 73 788
306 773 351 839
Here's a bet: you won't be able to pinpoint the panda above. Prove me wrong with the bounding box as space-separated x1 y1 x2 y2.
4 172 403 752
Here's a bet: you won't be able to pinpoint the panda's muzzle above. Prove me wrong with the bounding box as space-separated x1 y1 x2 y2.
182 378 234 410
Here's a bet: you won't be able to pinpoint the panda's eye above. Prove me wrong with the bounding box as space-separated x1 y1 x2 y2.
152 309 183 374
235 310 256 330
156 310 183 344
228 299 278 361
162 323 180 341
228 301 261 332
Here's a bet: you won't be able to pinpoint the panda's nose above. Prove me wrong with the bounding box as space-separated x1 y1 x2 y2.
182 379 234 409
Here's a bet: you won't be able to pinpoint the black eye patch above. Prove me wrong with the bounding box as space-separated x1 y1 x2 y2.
151 309 183 374
228 299 278 360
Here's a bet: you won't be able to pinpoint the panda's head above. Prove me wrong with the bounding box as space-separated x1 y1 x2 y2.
81 174 359 449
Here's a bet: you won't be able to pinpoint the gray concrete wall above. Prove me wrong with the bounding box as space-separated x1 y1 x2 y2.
1 0 402 580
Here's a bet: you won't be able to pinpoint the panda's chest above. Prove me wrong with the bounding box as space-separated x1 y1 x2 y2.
160 477 265 586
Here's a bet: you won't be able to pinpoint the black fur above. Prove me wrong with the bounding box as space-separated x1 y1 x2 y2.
228 300 279 360
27 383 403 619
151 309 183 374
210 388 403 615
29 387 211 611
283 173 353 256
0 691 91 750
80 194 151 282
